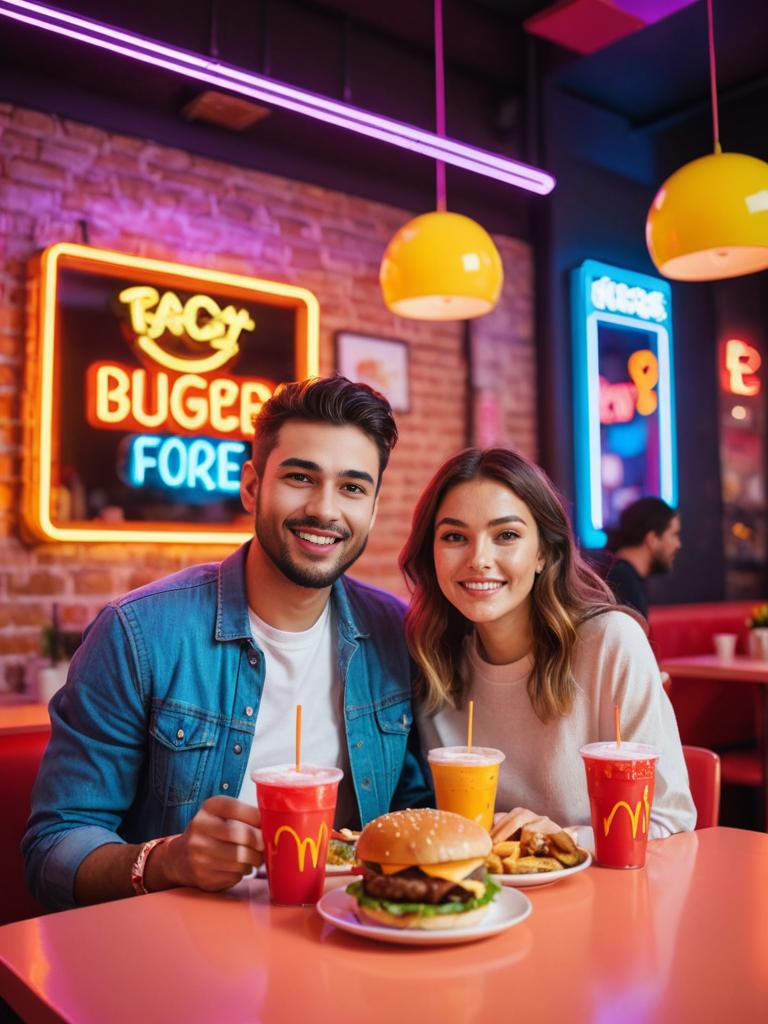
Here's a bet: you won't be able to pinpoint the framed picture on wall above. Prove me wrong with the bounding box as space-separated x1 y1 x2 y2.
336 332 410 413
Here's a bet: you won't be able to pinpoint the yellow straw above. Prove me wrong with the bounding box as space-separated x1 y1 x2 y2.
295 703 302 771
467 699 474 754
615 703 621 749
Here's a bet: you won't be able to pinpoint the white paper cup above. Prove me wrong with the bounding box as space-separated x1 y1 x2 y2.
713 633 737 660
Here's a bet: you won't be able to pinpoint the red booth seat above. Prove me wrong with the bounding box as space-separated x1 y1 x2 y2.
648 601 762 766
0 727 51 925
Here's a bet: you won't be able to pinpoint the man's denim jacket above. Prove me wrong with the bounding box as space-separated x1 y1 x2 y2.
23 543 432 909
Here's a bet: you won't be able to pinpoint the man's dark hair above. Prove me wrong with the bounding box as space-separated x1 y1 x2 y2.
252 376 398 486
607 497 677 552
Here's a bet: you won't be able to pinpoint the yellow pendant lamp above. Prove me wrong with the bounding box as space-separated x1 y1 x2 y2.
646 0 768 281
379 1 503 319
380 210 503 320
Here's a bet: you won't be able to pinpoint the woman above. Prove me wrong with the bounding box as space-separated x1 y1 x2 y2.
400 448 695 838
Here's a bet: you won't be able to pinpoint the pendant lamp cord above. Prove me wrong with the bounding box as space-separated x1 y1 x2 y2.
434 0 447 211
706 0 721 154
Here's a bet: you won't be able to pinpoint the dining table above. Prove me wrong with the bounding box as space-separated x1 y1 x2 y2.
660 653 768 826
1 827 767 1023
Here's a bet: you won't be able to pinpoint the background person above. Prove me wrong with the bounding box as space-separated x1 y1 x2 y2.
605 497 682 619
400 448 695 842
24 377 431 910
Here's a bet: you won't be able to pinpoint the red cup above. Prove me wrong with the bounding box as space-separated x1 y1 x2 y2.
253 764 343 905
580 742 659 869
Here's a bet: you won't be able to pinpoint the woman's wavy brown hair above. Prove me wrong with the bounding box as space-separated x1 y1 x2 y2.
400 448 616 722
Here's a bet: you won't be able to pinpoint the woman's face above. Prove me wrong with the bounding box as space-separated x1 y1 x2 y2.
432 477 544 630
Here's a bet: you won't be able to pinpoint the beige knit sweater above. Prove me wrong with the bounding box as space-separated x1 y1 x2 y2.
418 609 697 838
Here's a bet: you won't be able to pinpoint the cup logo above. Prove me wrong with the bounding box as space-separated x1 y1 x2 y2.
271 821 328 872
602 784 651 839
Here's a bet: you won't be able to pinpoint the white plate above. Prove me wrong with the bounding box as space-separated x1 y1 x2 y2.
316 885 532 946
325 863 356 875
491 851 592 888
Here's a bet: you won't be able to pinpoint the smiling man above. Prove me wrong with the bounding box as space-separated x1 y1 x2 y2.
24 377 431 910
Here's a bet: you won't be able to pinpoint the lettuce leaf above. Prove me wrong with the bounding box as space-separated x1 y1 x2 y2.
346 879 501 918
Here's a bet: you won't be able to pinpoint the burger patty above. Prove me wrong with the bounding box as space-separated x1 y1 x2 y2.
360 864 485 904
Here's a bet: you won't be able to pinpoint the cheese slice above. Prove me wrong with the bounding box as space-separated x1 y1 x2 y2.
419 858 486 883
378 857 485 883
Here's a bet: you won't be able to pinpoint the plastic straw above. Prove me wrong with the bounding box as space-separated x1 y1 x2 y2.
295 703 302 771
467 699 474 753
615 704 622 749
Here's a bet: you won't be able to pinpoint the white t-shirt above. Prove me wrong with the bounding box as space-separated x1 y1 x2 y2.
418 610 696 839
237 601 356 828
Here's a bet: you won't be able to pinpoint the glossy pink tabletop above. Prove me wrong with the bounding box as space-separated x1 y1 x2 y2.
1 828 767 1023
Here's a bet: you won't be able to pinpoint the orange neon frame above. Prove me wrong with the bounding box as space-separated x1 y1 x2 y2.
23 242 320 545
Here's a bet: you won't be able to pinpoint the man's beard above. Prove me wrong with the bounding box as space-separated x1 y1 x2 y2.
649 553 673 576
255 503 369 589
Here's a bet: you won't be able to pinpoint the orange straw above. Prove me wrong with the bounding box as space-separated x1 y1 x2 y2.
615 703 622 749
295 703 302 771
467 699 474 754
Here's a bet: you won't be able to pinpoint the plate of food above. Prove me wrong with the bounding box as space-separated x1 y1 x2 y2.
317 808 531 945
318 882 531 946
486 809 591 888
325 829 360 874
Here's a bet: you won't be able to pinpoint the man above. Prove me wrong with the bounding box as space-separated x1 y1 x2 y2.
23 377 431 909
605 497 682 618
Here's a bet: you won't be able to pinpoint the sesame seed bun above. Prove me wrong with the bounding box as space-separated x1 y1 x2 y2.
356 808 492 865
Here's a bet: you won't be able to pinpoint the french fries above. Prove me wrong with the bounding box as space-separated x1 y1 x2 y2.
485 827 588 875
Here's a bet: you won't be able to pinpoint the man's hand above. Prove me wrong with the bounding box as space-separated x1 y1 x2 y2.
148 796 264 893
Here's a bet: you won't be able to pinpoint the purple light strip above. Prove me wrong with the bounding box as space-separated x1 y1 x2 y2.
0 0 555 195
434 0 447 211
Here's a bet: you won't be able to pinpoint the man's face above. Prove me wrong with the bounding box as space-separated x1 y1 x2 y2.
649 515 682 575
240 421 381 589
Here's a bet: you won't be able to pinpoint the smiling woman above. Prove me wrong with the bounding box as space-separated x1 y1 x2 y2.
400 447 697 841
432 478 545 666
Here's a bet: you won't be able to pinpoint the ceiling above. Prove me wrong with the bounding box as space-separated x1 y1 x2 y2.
0 1 767 232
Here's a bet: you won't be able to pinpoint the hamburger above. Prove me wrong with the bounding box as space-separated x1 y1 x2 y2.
346 808 500 931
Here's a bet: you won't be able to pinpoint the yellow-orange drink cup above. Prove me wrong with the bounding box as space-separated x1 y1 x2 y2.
253 764 343 905
427 746 505 831
580 742 659 869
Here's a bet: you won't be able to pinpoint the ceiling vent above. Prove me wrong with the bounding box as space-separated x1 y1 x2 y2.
182 90 271 131
524 0 697 56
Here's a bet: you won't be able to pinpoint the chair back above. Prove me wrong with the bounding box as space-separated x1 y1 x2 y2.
682 744 721 829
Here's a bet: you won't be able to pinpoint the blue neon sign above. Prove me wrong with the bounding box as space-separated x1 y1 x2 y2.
124 434 248 498
572 260 677 549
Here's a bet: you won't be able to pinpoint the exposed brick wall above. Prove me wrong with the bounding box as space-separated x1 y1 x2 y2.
0 103 535 695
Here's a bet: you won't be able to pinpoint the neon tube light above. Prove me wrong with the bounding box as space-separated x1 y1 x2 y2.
0 0 555 195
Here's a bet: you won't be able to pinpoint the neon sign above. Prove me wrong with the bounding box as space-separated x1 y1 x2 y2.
722 339 761 397
86 363 273 438
125 436 247 494
599 350 659 425
118 286 256 374
572 260 677 549
590 276 667 323
23 243 319 544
